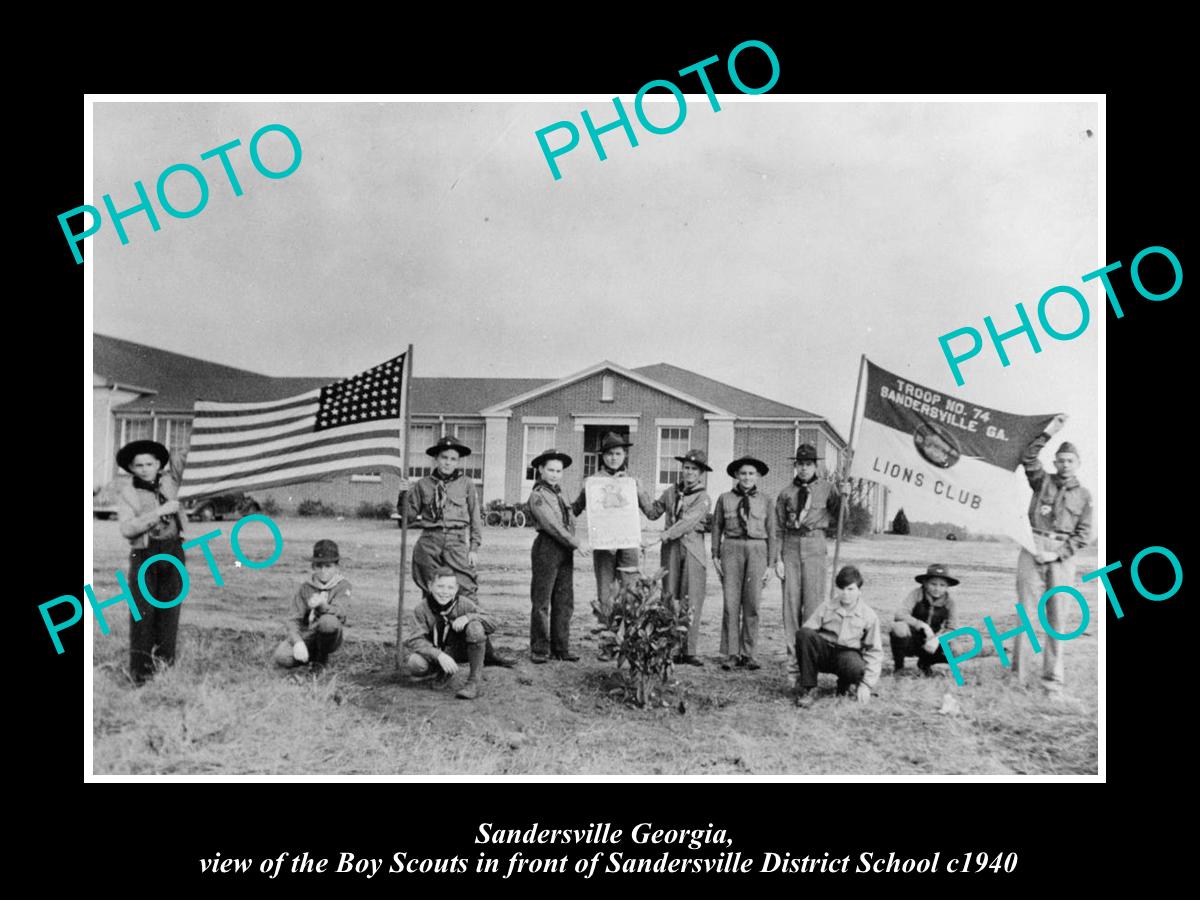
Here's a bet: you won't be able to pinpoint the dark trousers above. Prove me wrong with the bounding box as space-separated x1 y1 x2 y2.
890 632 949 670
796 627 865 693
531 533 574 657
128 538 186 683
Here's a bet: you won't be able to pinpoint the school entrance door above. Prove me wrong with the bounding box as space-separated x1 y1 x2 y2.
583 425 631 476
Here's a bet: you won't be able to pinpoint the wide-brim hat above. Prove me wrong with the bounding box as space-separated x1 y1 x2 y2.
674 449 712 472
915 563 959 586
305 539 341 564
598 431 633 452
531 449 573 470
726 456 769 478
116 439 170 473
791 442 821 463
425 435 471 458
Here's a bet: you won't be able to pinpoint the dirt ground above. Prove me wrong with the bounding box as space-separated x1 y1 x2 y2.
90 516 1099 776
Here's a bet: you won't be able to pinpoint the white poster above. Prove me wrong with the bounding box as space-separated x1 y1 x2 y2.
584 476 642 550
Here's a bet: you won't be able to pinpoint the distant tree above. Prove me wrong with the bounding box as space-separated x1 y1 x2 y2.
892 508 910 535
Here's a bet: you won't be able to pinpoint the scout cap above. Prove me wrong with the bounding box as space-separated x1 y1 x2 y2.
305 539 341 564
426 435 472 458
915 563 959 586
726 456 769 477
1055 441 1080 457
674 449 712 472
117 439 170 473
791 443 820 463
598 431 633 452
531 449 573 469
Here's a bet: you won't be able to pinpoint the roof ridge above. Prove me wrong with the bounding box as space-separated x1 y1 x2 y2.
635 361 816 417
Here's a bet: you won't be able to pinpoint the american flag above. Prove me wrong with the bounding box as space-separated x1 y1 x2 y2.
178 352 408 499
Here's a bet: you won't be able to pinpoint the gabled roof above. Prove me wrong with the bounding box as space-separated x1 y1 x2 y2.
478 360 735 417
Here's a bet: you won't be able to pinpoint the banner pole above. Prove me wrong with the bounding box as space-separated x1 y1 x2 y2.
829 354 867 601
396 344 414 673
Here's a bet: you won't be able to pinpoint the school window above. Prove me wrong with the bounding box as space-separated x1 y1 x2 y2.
523 424 556 481
159 417 191 464
119 416 154 445
601 374 615 402
447 423 484 483
407 424 439 477
657 427 692 488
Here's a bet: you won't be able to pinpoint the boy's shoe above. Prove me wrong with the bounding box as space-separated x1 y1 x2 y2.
680 655 704 667
455 678 480 700
531 653 551 665
720 658 734 671
552 651 580 662
485 644 517 667
918 663 934 677
794 689 816 709
735 656 749 668
743 658 761 671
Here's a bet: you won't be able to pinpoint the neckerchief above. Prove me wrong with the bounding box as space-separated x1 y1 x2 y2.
536 479 571 522
429 469 462 521
674 480 703 520
1051 473 1079 490
790 474 818 526
733 483 757 529
133 474 176 528
599 463 627 476
426 594 457 648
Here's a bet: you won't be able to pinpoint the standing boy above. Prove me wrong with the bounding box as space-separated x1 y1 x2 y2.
641 449 712 666
272 539 351 671
571 432 657 613
116 439 187 686
396 435 483 601
711 457 777 671
526 449 588 663
1014 413 1092 698
794 565 884 707
774 443 847 687
890 564 958 675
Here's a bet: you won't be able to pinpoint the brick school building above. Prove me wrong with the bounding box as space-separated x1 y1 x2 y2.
93 333 885 526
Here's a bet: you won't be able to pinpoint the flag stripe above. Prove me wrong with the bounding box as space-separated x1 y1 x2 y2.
187 420 316 449
191 392 322 417
181 445 404 486
186 427 402 470
190 403 321 430
178 457 405 499
190 412 316 436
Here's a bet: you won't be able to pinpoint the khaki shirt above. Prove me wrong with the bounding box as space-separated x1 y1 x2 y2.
403 594 497 662
118 472 184 549
1020 432 1093 560
775 478 840 536
803 597 884 689
641 484 710 565
528 481 580 549
400 473 483 551
712 489 778 563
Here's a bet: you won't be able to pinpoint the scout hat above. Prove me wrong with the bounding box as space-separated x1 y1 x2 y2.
1055 441 1080 457
674 449 712 472
915 563 959 586
426 435 472 458
726 456 769 478
598 431 633 452
791 443 820 463
531 448 573 469
305 539 341 564
116 439 170 473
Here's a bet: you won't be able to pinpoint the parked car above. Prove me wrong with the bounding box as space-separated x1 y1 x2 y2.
186 493 263 521
92 480 124 520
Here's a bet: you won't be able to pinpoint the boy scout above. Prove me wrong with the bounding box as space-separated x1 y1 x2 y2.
403 569 515 700
526 449 588 663
773 443 847 687
711 457 777 670
396 435 483 601
889 563 958 675
272 539 350 671
116 439 187 685
641 449 712 666
794 565 884 707
571 432 657 611
1014 414 1093 698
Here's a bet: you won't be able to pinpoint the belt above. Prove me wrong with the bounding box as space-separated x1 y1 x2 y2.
725 535 765 541
786 526 819 537
1033 528 1070 539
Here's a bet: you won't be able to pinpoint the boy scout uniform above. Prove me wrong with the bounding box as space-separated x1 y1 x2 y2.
641 449 712 659
1014 434 1093 692
399 436 483 601
711 457 778 665
526 450 580 661
774 444 841 682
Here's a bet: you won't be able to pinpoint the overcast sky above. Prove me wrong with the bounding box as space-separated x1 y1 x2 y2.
91 99 1099 505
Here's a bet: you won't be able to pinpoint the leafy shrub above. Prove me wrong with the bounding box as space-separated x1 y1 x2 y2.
297 499 337 517
356 501 395 519
258 496 281 516
892 508 910 535
844 501 874 537
591 568 691 708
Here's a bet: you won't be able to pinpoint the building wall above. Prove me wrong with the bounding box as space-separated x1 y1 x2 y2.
93 383 145 487
252 471 404 515
503 370 710 504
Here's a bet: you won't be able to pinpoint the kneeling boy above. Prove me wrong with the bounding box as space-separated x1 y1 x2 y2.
273 539 350 670
890 564 959 675
404 568 514 700
794 565 883 707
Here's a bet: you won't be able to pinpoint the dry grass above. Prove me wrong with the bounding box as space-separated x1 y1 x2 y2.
91 518 1098 775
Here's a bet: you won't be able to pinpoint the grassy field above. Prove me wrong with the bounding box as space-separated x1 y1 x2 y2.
91 516 1099 776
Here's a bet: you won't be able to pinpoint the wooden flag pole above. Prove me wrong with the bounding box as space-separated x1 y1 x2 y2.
829 354 867 601
396 344 414 673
